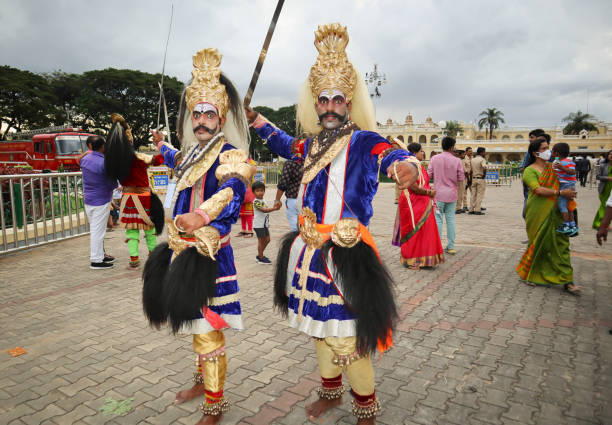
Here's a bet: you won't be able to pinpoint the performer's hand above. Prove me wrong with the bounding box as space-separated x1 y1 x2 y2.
388 161 418 190
175 212 207 233
244 106 258 124
596 227 608 246
150 129 164 145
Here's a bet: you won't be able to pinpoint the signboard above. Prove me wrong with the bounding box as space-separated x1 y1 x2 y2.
148 166 173 193
485 170 499 183
254 166 265 183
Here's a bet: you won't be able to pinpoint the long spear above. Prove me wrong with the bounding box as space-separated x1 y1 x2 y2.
243 0 285 107
156 4 174 130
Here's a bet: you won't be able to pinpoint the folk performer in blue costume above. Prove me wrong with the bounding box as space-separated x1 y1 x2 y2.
246 23 419 425
144 48 253 425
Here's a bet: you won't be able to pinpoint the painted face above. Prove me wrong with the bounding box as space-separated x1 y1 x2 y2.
314 90 349 130
191 103 222 143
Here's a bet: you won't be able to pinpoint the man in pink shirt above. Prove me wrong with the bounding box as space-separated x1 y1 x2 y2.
427 136 465 254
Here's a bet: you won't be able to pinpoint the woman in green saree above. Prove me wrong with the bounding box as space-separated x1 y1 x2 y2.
592 150 612 229
516 138 579 294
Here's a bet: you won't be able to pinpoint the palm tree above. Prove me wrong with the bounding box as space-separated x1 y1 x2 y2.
443 120 464 138
562 110 599 135
477 108 505 140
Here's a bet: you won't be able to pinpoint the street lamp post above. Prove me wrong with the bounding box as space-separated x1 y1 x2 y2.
365 64 387 122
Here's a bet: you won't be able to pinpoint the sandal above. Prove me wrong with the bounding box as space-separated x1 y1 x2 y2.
244 233 254 238
564 283 581 296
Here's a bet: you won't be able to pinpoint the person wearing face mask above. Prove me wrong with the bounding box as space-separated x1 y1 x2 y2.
145 48 254 425
246 23 419 424
516 137 579 295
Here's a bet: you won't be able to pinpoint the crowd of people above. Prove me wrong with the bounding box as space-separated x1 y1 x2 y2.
72 22 611 425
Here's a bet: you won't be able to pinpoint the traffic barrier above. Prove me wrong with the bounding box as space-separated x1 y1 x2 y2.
0 172 89 254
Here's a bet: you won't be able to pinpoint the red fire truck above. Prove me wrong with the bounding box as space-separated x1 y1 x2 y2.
0 126 97 172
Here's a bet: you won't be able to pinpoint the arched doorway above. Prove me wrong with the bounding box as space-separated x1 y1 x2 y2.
418 135 426 144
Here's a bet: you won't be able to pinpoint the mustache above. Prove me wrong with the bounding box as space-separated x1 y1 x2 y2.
318 112 346 122
193 124 217 135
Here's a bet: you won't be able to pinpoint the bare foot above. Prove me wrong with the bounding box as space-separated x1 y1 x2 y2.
357 417 375 425
174 383 206 404
195 414 222 425
306 397 342 419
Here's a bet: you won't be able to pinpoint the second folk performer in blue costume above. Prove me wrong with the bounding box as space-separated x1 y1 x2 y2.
246 23 419 425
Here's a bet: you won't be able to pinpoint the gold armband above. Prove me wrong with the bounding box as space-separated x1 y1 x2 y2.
197 187 234 221
215 149 254 186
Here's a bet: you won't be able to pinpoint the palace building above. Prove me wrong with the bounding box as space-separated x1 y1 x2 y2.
377 115 612 162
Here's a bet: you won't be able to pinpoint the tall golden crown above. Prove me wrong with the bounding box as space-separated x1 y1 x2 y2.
185 48 229 117
308 23 357 102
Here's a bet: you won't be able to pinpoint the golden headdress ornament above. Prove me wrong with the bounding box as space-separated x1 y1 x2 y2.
185 48 229 118
110 113 133 142
308 23 357 102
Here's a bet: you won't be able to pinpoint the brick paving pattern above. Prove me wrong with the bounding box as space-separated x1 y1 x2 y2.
0 182 610 424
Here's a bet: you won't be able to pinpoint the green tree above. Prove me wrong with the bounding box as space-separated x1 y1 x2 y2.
44 71 86 127
75 68 184 145
443 120 464 137
477 107 505 140
0 66 58 139
249 104 297 162
562 110 599 135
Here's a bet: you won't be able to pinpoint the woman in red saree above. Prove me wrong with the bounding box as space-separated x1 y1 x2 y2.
392 142 444 270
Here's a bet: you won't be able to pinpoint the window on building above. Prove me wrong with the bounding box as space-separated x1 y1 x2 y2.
418 135 426 144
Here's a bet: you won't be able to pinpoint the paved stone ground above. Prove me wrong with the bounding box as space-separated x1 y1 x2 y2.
1 180 610 425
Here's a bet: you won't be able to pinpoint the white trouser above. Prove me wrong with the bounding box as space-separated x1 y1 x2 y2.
85 202 110 263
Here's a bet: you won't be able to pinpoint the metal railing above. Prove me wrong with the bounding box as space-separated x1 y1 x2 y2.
485 164 521 186
0 172 89 254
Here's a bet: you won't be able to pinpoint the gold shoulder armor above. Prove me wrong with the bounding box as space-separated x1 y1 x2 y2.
135 152 154 165
215 149 254 185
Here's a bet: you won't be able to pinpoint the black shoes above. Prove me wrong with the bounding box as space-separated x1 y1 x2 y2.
469 211 485 215
90 262 114 270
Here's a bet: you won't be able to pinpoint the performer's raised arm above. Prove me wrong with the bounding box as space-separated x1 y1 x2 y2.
152 130 182 168
245 106 305 160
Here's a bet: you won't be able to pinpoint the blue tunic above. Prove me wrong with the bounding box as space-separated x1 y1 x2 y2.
255 122 411 338
160 142 246 334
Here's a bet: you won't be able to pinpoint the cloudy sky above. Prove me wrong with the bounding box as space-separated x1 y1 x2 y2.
2 0 611 128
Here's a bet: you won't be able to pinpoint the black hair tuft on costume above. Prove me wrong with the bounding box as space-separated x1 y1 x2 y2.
273 231 300 316
105 122 135 182
322 241 398 354
163 247 218 334
142 242 172 329
149 193 165 235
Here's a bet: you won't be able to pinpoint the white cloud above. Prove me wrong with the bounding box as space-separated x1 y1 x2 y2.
1 0 611 127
